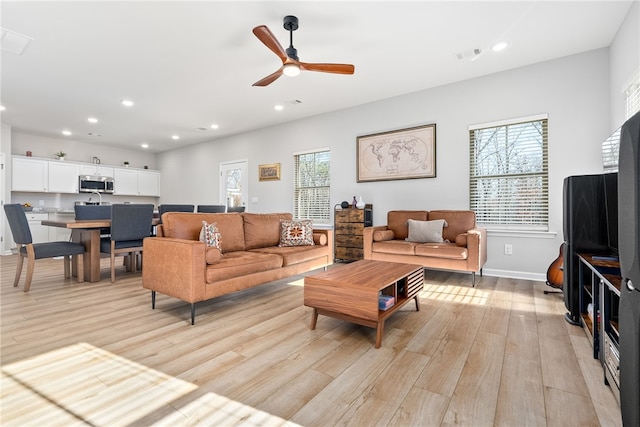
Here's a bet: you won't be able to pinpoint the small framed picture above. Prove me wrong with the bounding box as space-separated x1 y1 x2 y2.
259 163 281 181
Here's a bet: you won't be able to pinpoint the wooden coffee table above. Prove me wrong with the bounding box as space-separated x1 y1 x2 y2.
304 260 424 348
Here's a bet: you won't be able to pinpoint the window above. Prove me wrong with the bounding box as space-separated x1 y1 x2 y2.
469 115 548 230
293 149 330 224
626 74 640 119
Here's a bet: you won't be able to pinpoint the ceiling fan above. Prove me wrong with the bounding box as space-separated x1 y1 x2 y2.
252 15 355 87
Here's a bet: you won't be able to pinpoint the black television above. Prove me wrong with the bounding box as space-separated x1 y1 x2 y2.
603 172 619 257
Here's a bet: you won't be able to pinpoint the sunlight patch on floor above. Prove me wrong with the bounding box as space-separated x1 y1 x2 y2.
421 282 489 306
1 342 296 426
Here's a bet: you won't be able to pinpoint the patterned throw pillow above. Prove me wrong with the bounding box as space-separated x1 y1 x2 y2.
199 221 222 251
279 219 314 247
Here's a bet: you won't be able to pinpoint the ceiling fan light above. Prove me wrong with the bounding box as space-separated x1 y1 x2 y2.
283 63 300 77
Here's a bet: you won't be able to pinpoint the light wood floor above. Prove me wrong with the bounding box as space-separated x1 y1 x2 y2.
0 255 621 426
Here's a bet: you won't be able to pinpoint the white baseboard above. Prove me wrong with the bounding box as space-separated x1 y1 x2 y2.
482 268 546 283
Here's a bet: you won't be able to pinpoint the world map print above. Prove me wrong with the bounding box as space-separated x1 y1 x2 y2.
357 125 435 182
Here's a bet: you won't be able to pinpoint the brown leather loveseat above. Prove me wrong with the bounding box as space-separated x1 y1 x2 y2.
363 210 486 285
142 212 333 324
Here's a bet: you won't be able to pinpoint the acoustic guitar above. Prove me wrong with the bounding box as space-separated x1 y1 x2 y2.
544 244 564 294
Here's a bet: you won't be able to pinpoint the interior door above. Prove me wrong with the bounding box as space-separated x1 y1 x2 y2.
219 160 248 210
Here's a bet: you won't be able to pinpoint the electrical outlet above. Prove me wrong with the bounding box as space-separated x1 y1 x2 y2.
504 244 513 255
38 200 44 206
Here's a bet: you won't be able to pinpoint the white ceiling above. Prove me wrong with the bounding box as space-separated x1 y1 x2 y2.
0 1 634 153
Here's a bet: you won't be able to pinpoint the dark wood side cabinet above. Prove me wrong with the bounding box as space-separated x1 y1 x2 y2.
334 204 372 262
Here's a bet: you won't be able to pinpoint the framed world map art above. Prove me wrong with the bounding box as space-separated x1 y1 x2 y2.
356 123 436 182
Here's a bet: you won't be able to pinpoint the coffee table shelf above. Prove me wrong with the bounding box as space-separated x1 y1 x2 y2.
304 260 424 348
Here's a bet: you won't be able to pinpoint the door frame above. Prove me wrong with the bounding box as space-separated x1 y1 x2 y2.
219 159 248 209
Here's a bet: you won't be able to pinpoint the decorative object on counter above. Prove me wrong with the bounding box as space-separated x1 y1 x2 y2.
26 151 32 157
54 151 66 160
356 123 436 182
22 203 33 212
352 196 357 208
356 196 365 209
123 161 130 167
340 201 350 209
144 165 149 169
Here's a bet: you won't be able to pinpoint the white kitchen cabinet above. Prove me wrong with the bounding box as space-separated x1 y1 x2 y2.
113 168 160 196
80 164 114 177
12 158 48 192
138 170 160 196
26 213 49 244
48 161 80 193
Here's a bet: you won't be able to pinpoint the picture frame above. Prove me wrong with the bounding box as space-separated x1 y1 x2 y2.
356 123 436 182
258 163 281 181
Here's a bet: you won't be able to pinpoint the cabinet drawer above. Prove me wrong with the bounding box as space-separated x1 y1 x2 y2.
335 235 363 247
335 223 364 235
335 208 365 223
335 247 364 260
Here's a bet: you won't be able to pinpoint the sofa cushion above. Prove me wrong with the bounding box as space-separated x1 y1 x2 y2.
205 251 283 283
373 230 395 241
199 221 222 250
243 213 292 250
371 240 418 255
406 219 447 243
455 233 468 247
428 210 476 243
205 247 223 264
414 243 468 260
279 219 314 247
250 245 328 266
313 233 327 246
387 211 428 240
162 212 245 252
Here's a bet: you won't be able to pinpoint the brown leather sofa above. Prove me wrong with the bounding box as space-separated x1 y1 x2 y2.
142 212 333 324
363 210 487 286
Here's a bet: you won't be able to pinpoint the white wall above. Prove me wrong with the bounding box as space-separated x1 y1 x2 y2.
610 0 640 130
158 48 612 280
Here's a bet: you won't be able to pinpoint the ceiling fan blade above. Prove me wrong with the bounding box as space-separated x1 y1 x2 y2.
252 67 284 87
252 25 288 62
299 62 355 75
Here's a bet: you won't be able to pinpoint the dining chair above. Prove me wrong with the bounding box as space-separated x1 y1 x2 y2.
74 205 112 236
197 205 226 213
226 206 246 212
4 203 85 292
100 204 154 283
158 204 194 222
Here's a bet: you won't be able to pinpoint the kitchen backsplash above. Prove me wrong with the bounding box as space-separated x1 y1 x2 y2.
11 192 159 212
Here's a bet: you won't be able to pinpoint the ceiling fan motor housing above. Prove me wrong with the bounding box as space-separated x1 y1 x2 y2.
283 15 299 32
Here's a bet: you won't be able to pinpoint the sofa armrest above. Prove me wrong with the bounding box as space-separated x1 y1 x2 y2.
466 227 487 272
363 225 389 259
142 237 207 303
313 228 334 264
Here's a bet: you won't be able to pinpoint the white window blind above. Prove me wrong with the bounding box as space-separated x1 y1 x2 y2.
626 74 640 119
602 127 621 173
293 150 331 224
469 117 549 230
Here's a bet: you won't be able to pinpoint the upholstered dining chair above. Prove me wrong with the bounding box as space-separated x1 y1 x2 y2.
226 206 246 212
74 205 112 236
4 203 85 292
196 205 227 213
100 204 154 283
158 204 194 223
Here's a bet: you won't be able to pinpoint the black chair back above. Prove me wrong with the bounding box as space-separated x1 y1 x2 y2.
227 206 246 212
197 205 226 213
158 204 194 223
110 204 154 241
74 205 111 220
3 204 32 244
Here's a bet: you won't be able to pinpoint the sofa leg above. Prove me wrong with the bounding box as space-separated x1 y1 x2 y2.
191 303 195 325
472 272 476 287
151 291 156 309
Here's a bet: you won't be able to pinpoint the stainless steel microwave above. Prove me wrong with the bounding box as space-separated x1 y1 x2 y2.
79 175 114 194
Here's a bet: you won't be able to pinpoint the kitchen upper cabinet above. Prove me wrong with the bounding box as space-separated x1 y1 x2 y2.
48 162 80 193
12 158 48 192
113 168 160 196
79 164 114 177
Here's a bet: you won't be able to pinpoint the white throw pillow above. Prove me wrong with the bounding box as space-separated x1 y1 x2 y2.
405 219 448 243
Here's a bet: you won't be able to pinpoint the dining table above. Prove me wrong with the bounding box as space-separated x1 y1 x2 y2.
42 218 159 283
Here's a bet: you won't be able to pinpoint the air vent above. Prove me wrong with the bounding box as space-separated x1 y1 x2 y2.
1 27 33 55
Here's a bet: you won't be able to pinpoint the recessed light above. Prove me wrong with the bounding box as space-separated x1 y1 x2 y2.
492 41 508 52
121 99 134 107
62 130 72 136
274 105 284 111
88 117 98 123
141 143 149 149
171 135 180 140
210 124 219 129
